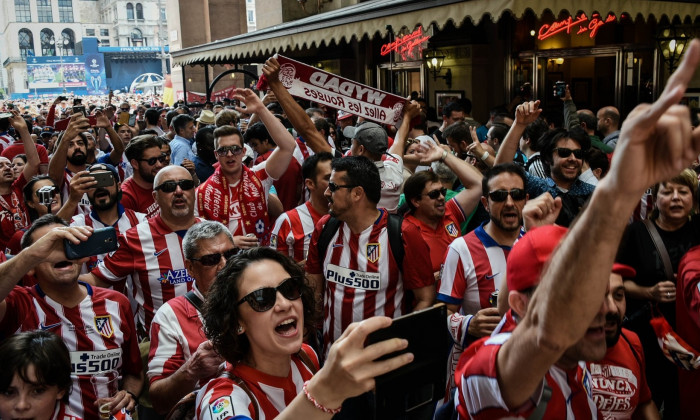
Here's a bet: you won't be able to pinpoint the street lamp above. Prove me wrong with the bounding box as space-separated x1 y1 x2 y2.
423 48 452 88
50 36 69 93
656 25 692 73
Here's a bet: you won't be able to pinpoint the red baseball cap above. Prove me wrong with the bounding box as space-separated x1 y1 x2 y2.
507 225 568 292
611 263 636 278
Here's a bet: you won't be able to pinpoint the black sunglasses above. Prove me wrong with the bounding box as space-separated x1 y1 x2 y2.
215 145 244 157
328 181 357 193
488 188 527 202
120 108 129 112
237 276 303 312
553 147 584 159
423 187 447 199
138 154 168 166
190 248 239 266
155 179 195 193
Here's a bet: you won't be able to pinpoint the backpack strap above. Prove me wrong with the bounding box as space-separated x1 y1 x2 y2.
527 377 552 420
295 348 319 374
642 218 675 280
221 371 260 420
620 329 644 371
387 213 404 272
184 291 204 313
317 217 342 262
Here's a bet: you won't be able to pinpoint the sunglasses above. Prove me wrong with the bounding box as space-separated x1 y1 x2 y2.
154 179 195 193
120 107 130 112
138 154 168 166
424 187 447 199
553 147 584 159
215 145 244 157
237 276 303 312
190 248 239 266
488 188 527 202
328 181 357 192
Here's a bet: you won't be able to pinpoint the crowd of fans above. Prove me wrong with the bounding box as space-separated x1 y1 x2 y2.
1 40 700 420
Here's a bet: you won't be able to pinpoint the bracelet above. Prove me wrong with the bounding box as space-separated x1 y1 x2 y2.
439 149 448 162
125 390 139 405
303 380 342 414
480 151 490 161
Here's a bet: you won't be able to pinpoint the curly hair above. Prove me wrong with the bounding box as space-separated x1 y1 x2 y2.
203 247 319 363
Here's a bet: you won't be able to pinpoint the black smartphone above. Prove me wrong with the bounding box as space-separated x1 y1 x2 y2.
72 105 87 117
554 81 566 98
57 96 68 102
128 113 137 126
91 171 114 188
367 304 448 419
64 227 117 259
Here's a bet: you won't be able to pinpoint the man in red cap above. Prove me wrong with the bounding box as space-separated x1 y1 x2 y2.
451 36 700 418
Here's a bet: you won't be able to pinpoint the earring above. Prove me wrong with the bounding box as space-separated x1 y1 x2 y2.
237 326 244 334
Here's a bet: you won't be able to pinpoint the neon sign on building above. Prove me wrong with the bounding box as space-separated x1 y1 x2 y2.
380 27 430 61
538 12 616 41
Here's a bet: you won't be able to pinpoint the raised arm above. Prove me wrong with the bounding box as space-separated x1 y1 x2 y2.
8 111 40 180
0 226 92 322
496 38 700 409
388 100 419 156
48 114 90 187
415 140 483 216
234 88 295 180
94 110 124 166
493 100 542 166
263 57 333 154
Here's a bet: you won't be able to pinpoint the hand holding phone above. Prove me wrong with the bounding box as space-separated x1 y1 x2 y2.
64 227 117 259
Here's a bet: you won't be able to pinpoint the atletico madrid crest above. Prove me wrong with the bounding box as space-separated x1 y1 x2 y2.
445 222 459 237
366 243 380 263
95 315 114 338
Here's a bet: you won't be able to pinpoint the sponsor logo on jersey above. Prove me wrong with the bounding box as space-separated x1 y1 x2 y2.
325 263 381 290
39 321 61 330
485 272 499 280
366 243 380 263
70 348 122 375
445 222 459 237
95 315 114 338
210 396 234 419
153 249 167 257
159 269 195 285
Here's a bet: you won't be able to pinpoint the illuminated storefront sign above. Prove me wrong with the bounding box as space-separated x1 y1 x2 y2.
538 13 616 41
380 27 430 60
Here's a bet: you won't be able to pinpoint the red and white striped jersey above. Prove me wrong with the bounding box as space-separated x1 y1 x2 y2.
70 205 147 273
92 215 200 332
456 333 599 420
270 201 324 263
194 345 318 420
0 283 142 420
377 154 404 214
51 401 82 420
305 211 433 358
147 285 209 386
438 223 524 316
120 177 160 219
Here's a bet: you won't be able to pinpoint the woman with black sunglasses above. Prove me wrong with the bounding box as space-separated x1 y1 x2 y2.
195 247 413 420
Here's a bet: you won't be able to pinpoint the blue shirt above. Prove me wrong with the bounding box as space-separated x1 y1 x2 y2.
170 135 195 166
526 173 595 226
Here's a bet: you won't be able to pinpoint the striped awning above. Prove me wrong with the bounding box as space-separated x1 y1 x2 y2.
170 0 700 66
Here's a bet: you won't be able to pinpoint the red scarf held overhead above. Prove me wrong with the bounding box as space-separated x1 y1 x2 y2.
196 165 271 245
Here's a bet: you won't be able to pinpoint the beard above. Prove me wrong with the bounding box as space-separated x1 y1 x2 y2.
604 312 623 348
67 152 87 166
91 188 118 211
489 209 523 232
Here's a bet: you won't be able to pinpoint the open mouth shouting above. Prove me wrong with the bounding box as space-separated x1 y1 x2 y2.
275 317 298 338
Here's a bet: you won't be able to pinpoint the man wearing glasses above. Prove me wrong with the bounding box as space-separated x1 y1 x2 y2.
437 162 529 404
147 221 232 415
83 165 201 337
121 135 167 219
195 88 296 248
494 101 594 227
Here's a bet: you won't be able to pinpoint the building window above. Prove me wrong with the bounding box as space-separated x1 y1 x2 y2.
18 29 34 59
100 39 110 46
60 29 75 55
136 3 143 20
37 0 53 22
100 28 109 36
58 0 74 22
127 3 134 20
85 28 95 36
41 28 56 56
14 0 31 22
247 10 254 24
160 7 166 20
130 28 143 46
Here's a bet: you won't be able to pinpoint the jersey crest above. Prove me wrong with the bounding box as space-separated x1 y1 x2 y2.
366 243 380 263
209 396 235 419
445 222 459 237
94 315 114 338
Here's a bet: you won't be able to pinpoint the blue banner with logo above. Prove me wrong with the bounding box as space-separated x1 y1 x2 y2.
84 53 108 95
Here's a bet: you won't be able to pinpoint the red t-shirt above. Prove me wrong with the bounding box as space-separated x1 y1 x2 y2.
256 149 303 211
0 174 28 250
121 176 159 219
